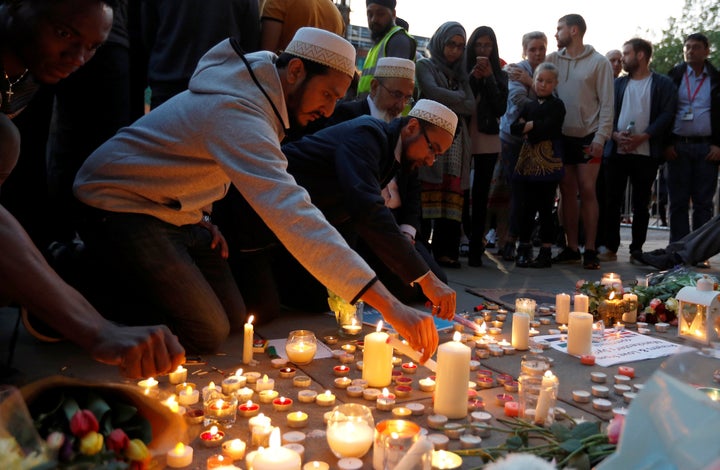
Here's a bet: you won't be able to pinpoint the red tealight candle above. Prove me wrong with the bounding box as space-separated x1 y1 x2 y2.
401 362 418 374
476 369 493 378
394 385 412 398
468 398 485 411
477 376 494 389
395 376 413 387
272 396 293 412
496 374 513 385
238 400 260 418
391 370 403 381
200 426 225 447
580 354 596 366
333 365 350 377
504 401 519 417
495 393 513 406
618 366 635 378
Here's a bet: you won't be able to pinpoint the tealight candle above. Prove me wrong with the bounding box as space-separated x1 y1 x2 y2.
395 376 413 387
614 384 632 396
185 409 204 425
427 414 448 430
221 375 246 395
470 411 493 423
407 402 426 416
468 360 481 371
401 362 418 374
460 434 482 449
200 426 225 448
362 387 381 401
286 411 308 428
333 365 351 377
341 343 357 354
572 390 591 403
138 377 158 395
427 433 449 450
279 367 297 379
346 385 364 397
272 396 293 412
255 374 275 392
324 335 339 345
618 366 635 378
293 376 311 388
162 395 186 415
297 389 318 403
247 413 271 431
281 431 306 445
316 390 336 407
243 371 262 384
202 382 221 401
614 374 632 384
337 458 364 470
258 389 279 404
271 358 288 368
592 385 609 397
419 377 436 392
443 422 465 439
169 366 188 385
504 401 519 417
236 387 254 402
238 400 259 418
592 398 613 411
591 372 608 383
178 385 199 406
580 354 596 366
206 454 236 470
351 378 368 388
167 442 193 468
303 461 330 470
251 424 273 448
392 407 412 418
394 385 412 398
339 353 355 364
334 377 352 389
495 393 513 406
252 428 301 470
221 439 246 461
468 398 485 412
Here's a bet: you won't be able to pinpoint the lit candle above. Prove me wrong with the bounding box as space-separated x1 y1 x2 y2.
248 413 271 431
243 315 254 365
221 439 246 461
342 318 362 336
601 272 622 288
431 450 463 469
202 382 221 401
326 416 374 458
286 411 308 428
334 377 352 389
167 442 193 468
515 298 536 320
251 424 273 448
169 365 188 385
162 395 186 415
221 375 245 395
511 312 530 350
272 396 293 412
255 375 275 392
285 340 317 365
362 322 393 388
622 293 638 323
392 407 412 418
434 331 471 419
573 294 589 313
204 396 237 426
504 401 519 417
555 293 571 324
279 367 297 379
534 371 558 425
238 400 259 418
315 390 336 407
137 377 158 390
401 362 418 374
333 365 350 377
258 390 279 404
376 388 396 411
567 312 593 356
252 428 301 470
200 426 225 448
236 387 253 402
303 462 330 470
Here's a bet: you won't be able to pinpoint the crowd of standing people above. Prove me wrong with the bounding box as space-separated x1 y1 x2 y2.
1 0 718 378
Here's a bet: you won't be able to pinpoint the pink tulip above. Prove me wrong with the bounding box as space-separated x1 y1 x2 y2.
606 414 625 444
107 428 130 454
69 410 99 437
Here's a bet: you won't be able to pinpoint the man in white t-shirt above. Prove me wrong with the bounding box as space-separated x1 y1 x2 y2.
600 38 677 263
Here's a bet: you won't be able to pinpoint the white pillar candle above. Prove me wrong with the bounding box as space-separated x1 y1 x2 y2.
622 293 638 323
166 442 193 468
243 315 254 365
555 293 571 324
573 294 589 313
326 419 374 458
511 312 529 350
434 332 471 419
567 312 593 356
534 370 558 425
252 428 301 470
362 322 393 388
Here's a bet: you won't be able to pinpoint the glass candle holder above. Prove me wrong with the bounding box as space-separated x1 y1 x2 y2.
203 392 238 428
515 298 537 320
285 330 318 365
373 419 423 470
518 370 559 426
326 403 374 459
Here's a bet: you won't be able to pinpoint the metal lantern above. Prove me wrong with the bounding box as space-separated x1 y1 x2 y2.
676 278 720 344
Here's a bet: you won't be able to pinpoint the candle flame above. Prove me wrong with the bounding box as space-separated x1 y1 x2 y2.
185 385 192 394
269 427 281 448
479 322 487 333
544 370 554 379
208 381 216 388
453 331 462 342
175 365 184 372
173 442 185 454
325 390 332 396
376 321 384 332
609 291 616 300
210 425 218 436
382 387 389 397
247 315 254 325
262 374 269 383
235 368 243 377
408 361 415 367
246 400 253 407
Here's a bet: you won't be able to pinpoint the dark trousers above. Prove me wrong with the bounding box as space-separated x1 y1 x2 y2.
604 155 659 252
468 153 499 256
518 180 558 244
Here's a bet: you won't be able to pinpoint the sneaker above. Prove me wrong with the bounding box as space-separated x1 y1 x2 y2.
641 249 681 270
552 247 581 264
583 249 600 270
485 229 497 248
515 244 533 268
597 251 617 262
468 253 483 267
530 247 552 268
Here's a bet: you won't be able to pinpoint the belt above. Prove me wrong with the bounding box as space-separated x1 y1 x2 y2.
672 134 711 144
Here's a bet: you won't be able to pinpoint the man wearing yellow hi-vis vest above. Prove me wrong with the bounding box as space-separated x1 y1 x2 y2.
357 0 416 99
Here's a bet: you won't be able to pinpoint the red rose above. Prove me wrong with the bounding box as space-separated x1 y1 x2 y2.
69 409 99 437
649 298 662 309
107 428 130 454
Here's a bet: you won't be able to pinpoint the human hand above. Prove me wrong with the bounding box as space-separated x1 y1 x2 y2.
199 218 229 259
91 324 186 379
473 56 492 79
385 305 439 363
417 272 456 320
706 145 720 161
587 142 604 159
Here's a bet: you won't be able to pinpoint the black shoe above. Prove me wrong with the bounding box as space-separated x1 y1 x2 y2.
515 244 533 268
436 256 462 269
530 247 552 268
583 249 600 270
552 247 581 264
629 250 646 265
641 249 681 270
501 242 516 261
468 253 483 267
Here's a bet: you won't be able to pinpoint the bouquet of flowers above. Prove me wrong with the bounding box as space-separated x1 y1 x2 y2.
328 289 360 326
574 280 625 316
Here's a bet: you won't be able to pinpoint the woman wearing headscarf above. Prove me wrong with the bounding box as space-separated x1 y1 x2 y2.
464 26 508 267
415 21 474 268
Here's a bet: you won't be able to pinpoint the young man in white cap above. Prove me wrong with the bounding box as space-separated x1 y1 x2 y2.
279 99 456 309
73 28 445 360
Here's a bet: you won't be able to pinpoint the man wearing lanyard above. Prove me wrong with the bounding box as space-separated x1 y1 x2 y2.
664 33 720 267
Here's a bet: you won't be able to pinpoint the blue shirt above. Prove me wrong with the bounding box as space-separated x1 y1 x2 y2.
673 65 712 136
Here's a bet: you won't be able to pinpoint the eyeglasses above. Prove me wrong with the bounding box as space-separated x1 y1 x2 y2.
421 127 439 162
445 41 465 51
377 81 414 104
475 42 493 51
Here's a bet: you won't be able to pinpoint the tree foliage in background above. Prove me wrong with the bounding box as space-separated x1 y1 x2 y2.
649 0 719 74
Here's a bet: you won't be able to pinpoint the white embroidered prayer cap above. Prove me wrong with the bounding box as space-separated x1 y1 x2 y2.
285 27 356 78
374 57 415 81
408 99 457 136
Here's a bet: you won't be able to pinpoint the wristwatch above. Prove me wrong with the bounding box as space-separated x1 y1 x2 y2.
202 212 212 224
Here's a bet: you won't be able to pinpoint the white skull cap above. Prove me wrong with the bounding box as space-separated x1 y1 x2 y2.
374 57 415 80
285 27 356 78
408 99 458 136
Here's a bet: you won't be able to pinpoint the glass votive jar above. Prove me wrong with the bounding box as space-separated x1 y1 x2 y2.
518 370 558 426
203 392 238 428
285 330 318 365
326 403 374 459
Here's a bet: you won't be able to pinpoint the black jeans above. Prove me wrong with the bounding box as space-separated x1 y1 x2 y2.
604 155 659 252
518 180 558 244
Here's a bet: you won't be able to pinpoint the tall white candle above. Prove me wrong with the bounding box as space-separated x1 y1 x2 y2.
434 331 471 419
555 293 571 324
573 294 589 313
622 293 638 323
252 428 301 470
511 313 529 350
534 370 558 425
362 322 393 388
243 315 254 365
567 312 593 356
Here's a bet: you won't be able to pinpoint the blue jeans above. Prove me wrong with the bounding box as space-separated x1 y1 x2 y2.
78 210 245 353
665 142 718 242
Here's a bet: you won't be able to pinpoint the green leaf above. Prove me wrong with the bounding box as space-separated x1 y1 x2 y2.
550 423 572 441
111 402 138 426
565 451 591 470
559 438 583 453
571 421 600 440
506 435 524 449
62 395 80 422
